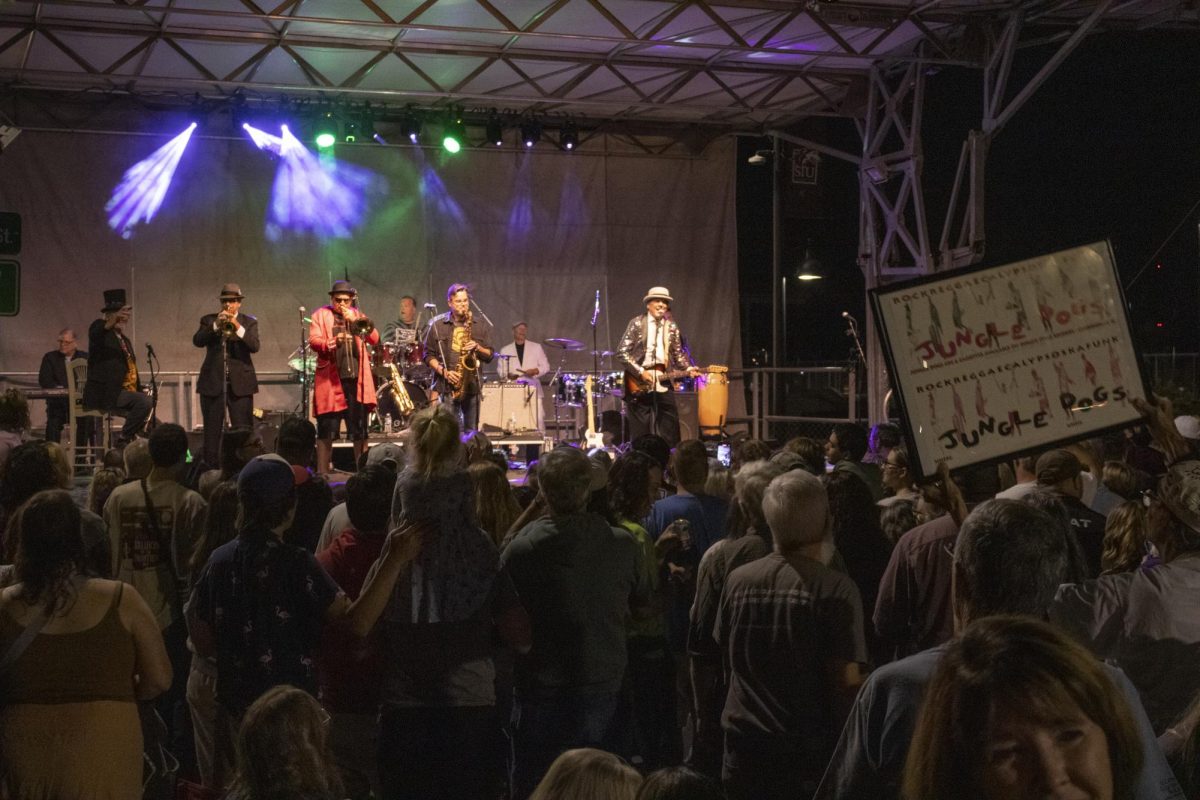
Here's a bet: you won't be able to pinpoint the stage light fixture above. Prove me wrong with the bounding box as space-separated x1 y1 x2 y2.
402 109 421 144
560 121 578 151
442 109 466 154
485 114 503 147
520 119 541 148
315 108 337 149
343 119 359 143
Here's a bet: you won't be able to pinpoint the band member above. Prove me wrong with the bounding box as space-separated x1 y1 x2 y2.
310 280 380 473
497 321 550 430
424 283 493 432
617 286 699 445
38 328 89 444
83 289 152 446
383 295 419 349
192 283 260 468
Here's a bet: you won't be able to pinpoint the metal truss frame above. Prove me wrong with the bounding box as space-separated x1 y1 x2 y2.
856 0 1124 424
0 0 980 129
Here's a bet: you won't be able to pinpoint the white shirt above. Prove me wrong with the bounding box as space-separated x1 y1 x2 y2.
642 313 669 368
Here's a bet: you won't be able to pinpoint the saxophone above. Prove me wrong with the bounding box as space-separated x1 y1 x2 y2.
386 360 415 416
450 309 477 401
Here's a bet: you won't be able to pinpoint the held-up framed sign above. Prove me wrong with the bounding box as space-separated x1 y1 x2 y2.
869 241 1149 477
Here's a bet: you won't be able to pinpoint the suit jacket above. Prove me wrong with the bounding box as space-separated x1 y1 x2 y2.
192 313 261 397
83 319 137 410
617 314 690 377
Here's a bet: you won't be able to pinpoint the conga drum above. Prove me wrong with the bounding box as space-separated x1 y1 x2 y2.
697 365 729 436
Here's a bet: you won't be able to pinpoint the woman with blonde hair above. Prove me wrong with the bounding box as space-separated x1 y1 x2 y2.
348 404 531 799
903 615 1143 800
468 460 521 547
86 466 125 516
225 685 342 800
529 748 642 800
1101 500 1150 574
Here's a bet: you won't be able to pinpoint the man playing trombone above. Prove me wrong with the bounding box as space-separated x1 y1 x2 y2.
310 280 379 473
193 283 260 468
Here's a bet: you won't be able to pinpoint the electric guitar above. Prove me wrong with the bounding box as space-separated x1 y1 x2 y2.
623 364 717 397
584 375 605 450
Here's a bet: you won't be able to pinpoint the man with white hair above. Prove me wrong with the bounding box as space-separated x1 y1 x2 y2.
714 470 865 800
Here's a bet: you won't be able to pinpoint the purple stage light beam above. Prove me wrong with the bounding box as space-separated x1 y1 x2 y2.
264 125 386 241
106 123 197 239
243 122 283 154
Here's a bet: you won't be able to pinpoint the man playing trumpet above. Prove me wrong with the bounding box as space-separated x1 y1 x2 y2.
310 280 380 473
193 283 260 468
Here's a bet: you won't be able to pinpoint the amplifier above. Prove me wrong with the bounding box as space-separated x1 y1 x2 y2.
480 382 541 433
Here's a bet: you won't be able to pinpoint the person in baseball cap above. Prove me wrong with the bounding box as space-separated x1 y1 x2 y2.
1035 448 1106 575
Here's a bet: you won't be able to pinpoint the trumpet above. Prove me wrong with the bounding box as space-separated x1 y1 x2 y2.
217 311 239 337
347 313 374 338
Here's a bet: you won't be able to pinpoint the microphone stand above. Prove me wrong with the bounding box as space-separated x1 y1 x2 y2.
299 307 311 420
144 343 161 433
844 313 867 366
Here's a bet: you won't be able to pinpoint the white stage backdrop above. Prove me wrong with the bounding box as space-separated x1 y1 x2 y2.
0 131 741 432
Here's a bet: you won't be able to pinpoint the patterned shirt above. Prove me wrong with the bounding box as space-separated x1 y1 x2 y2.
189 528 343 717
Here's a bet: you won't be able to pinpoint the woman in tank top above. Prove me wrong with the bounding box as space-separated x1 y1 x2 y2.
0 489 172 800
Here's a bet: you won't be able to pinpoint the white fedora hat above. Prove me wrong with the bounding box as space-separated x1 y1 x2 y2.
643 286 673 304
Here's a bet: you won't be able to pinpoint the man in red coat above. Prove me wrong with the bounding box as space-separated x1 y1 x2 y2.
310 280 380 473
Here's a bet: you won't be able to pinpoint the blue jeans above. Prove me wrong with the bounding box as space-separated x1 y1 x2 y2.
511 691 619 800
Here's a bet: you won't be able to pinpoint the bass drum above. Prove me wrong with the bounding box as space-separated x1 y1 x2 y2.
376 381 430 426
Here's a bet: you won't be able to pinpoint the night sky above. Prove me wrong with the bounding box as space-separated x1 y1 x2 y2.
738 30 1200 367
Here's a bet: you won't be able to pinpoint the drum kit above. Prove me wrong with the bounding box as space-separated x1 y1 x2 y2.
287 338 433 431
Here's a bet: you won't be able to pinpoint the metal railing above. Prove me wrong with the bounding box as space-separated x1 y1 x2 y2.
0 370 306 432
727 365 859 443
4 364 862 445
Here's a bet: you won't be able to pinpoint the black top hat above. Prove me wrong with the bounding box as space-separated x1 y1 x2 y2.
102 289 128 313
329 280 357 296
219 283 245 300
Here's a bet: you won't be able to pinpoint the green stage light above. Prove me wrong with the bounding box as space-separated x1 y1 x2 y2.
315 131 336 149
442 111 466 154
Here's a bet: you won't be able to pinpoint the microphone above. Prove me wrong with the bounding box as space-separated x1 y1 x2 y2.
841 311 850 319
146 342 156 358
299 305 306 314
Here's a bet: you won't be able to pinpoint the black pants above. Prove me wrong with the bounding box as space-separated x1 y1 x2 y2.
110 389 153 443
199 390 254 468
377 705 497 800
443 391 480 433
626 391 680 445
318 377 369 441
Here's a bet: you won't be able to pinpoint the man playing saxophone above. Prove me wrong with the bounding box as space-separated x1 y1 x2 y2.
310 280 380 473
192 283 260 467
424 283 493 432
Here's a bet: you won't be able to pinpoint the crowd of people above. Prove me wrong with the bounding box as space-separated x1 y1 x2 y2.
4 381 1200 800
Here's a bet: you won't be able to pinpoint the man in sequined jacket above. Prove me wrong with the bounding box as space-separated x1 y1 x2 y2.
617 286 699 445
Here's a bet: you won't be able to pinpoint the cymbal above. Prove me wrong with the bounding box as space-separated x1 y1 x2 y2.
546 337 585 351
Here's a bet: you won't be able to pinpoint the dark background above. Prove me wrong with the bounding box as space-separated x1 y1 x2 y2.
737 30 1200 368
